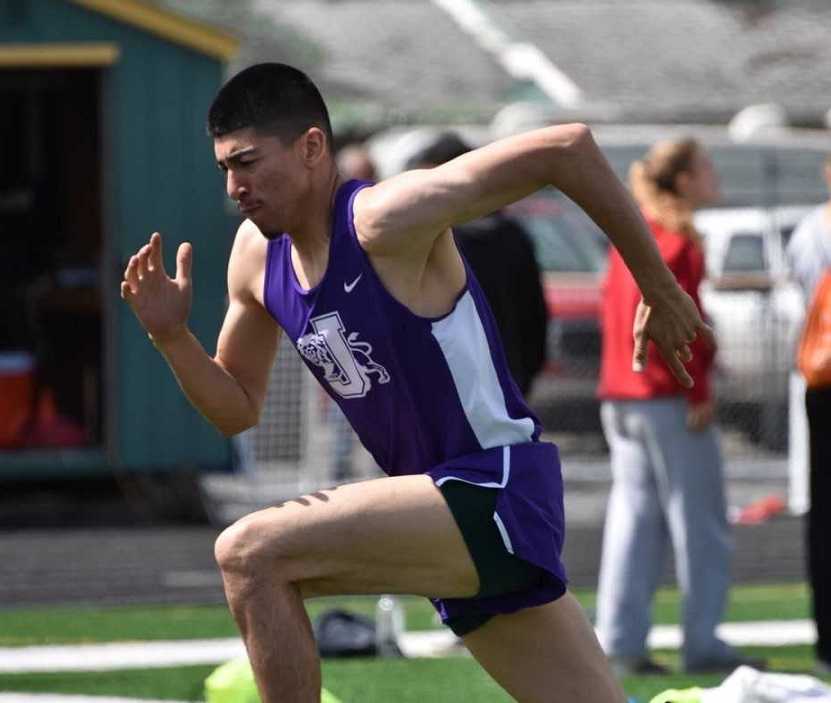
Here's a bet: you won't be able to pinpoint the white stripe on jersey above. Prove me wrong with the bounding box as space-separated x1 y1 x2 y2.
431 292 535 449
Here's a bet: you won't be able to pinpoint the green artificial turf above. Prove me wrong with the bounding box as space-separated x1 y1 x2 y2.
0 596 438 647
0 583 810 647
0 646 826 703
0 582 820 703
0 665 217 701
573 581 811 626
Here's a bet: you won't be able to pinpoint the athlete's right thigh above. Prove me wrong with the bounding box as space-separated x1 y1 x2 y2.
214 473 480 600
462 592 626 703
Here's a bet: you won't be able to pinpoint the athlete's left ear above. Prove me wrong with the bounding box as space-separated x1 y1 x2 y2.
299 127 328 168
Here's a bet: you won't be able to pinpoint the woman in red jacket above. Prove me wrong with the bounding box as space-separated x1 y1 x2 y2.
595 138 760 675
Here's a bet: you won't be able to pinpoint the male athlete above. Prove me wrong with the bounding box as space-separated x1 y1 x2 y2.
122 63 712 703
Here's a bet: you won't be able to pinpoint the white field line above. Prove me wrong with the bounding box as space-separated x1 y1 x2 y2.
650 619 816 650
0 638 245 673
0 620 816 674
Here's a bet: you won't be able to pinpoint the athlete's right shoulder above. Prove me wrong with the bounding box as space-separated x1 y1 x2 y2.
233 218 270 253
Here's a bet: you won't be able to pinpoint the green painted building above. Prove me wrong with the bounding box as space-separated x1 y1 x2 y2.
0 0 239 478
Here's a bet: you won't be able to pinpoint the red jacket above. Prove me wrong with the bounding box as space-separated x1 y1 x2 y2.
597 216 715 405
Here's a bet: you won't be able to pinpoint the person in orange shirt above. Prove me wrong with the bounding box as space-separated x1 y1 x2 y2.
595 138 762 675
787 153 831 673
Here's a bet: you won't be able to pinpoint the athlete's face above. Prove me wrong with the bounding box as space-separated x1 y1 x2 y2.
214 127 308 238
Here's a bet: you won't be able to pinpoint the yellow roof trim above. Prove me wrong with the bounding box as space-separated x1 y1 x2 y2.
68 0 238 61
0 42 120 67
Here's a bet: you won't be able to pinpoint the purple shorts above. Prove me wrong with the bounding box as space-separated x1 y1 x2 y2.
426 441 568 634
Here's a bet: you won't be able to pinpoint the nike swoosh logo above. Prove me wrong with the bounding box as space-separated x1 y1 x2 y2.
344 274 362 293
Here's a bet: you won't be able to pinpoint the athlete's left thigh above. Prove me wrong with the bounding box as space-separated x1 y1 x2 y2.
217 473 479 599
462 592 626 703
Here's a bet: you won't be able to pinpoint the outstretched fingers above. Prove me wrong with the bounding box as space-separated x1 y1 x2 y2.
139 233 170 281
136 244 151 280
123 255 140 295
122 233 167 301
632 302 650 373
659 338 694 388
695 318 717 350
149 232 164 273
632 296 711 389
176 242 193 286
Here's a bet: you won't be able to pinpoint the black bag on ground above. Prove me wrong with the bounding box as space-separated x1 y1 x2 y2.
314 609 378 658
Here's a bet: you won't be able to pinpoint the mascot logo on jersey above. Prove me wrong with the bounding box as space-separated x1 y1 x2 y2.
297 312 390 399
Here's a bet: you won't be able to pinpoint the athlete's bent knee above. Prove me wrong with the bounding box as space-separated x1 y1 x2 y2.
214 511 284 579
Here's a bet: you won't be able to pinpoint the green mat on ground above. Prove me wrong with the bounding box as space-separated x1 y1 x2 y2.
205 656 342 703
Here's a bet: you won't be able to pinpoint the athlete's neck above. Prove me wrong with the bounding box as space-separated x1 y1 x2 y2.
288 171 343 290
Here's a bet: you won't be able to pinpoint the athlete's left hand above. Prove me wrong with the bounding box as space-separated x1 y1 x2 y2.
632 286 715 388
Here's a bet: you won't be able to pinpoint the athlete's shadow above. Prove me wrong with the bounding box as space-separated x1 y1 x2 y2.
275 486 338 508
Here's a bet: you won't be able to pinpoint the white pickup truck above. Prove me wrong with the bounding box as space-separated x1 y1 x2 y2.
694 205 816 448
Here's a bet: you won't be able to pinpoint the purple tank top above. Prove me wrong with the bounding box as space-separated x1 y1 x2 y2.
263 179 540 475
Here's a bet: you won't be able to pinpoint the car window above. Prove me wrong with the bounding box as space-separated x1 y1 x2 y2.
507 191 607 274
723 233 767 273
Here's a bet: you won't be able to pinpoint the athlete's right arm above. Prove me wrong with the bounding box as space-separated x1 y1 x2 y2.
121 223 280 436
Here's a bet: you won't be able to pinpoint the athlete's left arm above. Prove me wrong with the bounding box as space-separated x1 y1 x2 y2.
355 123 715 386
358 126 655 289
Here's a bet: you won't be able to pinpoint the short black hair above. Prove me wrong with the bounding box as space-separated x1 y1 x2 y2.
207 63 333 146
407 132 472 169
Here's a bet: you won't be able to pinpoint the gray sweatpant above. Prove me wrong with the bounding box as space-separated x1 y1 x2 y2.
595 397 734 668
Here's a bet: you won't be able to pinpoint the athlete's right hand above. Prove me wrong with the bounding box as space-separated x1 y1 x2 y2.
121 232 193 345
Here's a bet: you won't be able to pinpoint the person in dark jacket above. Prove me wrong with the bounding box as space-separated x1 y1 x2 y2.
407 133 547 396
